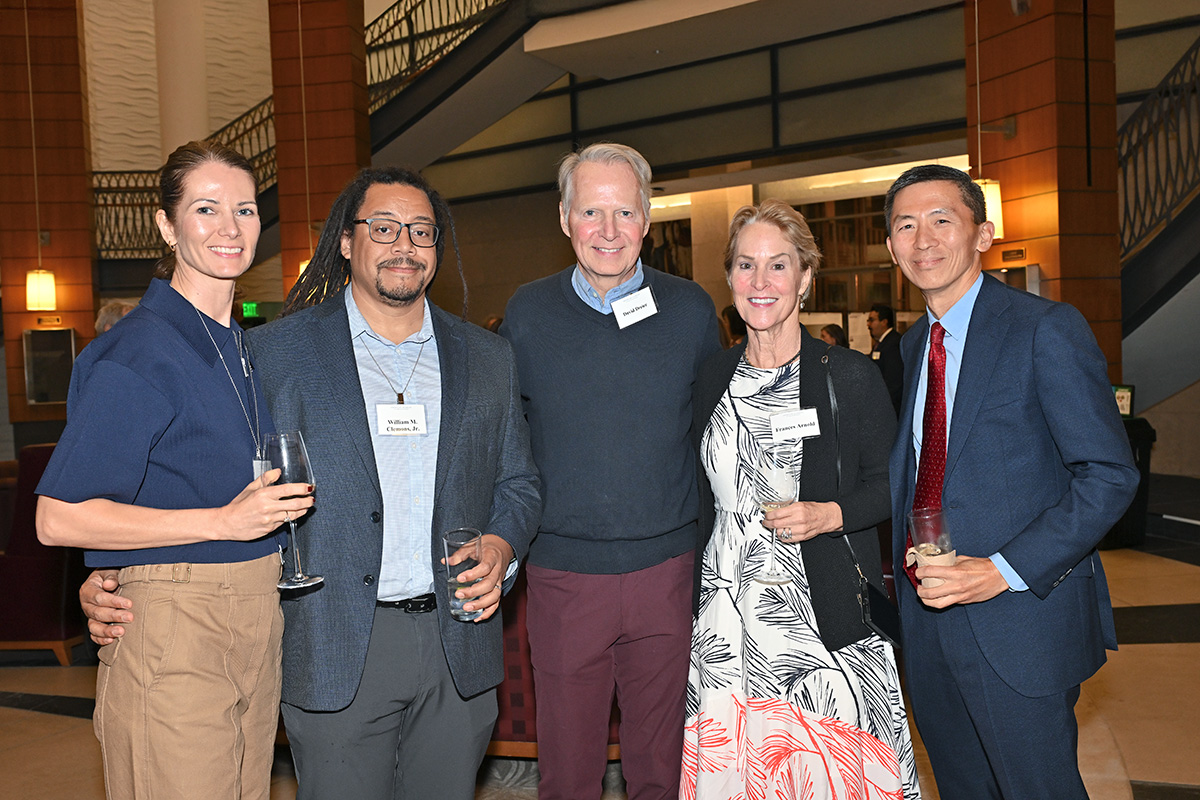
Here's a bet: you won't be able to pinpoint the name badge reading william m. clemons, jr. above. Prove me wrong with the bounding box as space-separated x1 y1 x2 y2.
376 404 428 436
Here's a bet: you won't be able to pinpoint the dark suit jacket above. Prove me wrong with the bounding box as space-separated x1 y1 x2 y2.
889 274 1138 698
248 291 541 710
692 327 896 650
872 328 903 414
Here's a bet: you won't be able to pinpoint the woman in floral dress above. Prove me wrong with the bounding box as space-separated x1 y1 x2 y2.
681 199 920 800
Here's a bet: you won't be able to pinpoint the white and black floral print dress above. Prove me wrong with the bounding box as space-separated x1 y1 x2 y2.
681 357 920 800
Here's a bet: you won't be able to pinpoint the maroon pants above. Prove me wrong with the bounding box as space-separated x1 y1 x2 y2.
526 551 695 800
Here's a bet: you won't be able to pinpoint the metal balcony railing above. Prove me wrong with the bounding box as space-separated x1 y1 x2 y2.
93 171 160 261
93 98 277 260
1117 33 1200 260
93 0 509 260
367 0 506 112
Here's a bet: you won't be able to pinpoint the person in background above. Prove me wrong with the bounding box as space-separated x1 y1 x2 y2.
867 303 903 413
820 322 847 348
37 140 313 800
93 300 136 336
682 198 918 798
721 304 747 347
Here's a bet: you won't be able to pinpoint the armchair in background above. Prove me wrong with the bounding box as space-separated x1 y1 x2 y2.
0 443 87 665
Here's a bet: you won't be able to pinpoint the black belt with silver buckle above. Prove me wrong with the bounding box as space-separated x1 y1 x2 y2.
376 593 436 613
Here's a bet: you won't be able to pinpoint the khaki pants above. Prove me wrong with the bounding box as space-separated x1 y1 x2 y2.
95 553 284 800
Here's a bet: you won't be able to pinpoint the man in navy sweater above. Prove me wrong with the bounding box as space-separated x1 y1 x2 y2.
501 143 720 800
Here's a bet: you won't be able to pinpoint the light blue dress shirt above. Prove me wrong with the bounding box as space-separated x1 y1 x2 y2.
912 273 1027 591
346 285 441 601
571 260 645 313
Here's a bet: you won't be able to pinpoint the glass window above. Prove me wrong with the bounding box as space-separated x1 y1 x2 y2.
576 53 770 130
778 8 963 93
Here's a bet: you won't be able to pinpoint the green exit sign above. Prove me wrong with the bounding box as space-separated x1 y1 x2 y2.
242 301 259 318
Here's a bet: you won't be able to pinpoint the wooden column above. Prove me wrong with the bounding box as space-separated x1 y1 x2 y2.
268 0 370 296
968 0 1122 380
0 0 95 425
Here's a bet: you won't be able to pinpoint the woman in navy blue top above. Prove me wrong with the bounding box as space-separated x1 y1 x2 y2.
36 141 314 799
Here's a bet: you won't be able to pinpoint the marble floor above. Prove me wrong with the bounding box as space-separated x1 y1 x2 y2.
2 476 1198 800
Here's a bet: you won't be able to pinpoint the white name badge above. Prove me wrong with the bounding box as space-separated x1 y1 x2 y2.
376 403 428 436
253 459 271 479
611 286 658 328
871 351 881 360
771 407 821 444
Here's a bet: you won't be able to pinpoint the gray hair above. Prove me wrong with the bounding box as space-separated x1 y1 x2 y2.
558 142 652 218
94 300 137 336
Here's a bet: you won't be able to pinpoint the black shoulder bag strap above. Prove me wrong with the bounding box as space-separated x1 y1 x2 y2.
823 344 902 648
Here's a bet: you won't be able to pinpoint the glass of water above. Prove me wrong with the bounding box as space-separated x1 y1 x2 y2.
442 527 483 621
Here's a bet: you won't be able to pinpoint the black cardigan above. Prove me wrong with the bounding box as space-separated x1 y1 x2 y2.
690 325 898 651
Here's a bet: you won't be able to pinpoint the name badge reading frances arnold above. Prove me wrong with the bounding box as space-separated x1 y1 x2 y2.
770 407 820 445
376 404 428 436
611 286 658 329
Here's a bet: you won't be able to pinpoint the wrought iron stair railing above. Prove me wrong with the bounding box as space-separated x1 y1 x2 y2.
367 0 505 112
1117 32 1200 261
94 0 509 260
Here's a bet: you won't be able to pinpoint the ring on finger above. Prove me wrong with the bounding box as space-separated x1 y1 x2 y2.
283 511 291 523
784 527 792 540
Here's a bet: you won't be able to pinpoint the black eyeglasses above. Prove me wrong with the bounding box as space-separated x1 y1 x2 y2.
352 218 440 248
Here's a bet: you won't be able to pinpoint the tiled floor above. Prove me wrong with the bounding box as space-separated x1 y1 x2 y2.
3 476 1198 799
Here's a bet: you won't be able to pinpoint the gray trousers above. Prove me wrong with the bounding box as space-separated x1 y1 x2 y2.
281 606 497 800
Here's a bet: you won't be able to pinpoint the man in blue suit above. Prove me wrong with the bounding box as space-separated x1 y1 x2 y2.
884 164 1138 799
80 167 541 799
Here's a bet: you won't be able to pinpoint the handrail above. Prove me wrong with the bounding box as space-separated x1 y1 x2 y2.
93 97 279 260
1117 33 1200 260
93 0 509 260
93 170 160 261
367 0 504 111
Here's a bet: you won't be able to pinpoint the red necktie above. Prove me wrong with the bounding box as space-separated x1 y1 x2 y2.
905 322 946 589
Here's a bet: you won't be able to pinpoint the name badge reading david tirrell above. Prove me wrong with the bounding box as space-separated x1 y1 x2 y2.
376 403 428 436
770 407 821 445
611 286 658 329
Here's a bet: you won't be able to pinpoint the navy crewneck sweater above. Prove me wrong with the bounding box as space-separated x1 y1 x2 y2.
501 266 721 573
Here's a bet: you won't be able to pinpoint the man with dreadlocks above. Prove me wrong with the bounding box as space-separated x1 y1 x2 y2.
79 167 542 799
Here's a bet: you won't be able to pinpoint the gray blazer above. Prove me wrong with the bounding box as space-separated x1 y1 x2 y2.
248 291 541 710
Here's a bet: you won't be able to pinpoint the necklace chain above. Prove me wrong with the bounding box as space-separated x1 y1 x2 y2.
195 306 262 459
744 343 804 370
365 338 426 404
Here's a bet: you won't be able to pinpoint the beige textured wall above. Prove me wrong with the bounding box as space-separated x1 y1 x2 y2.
1140 379 1200 479
84 0 274 170
204 0 273 134
84 0 161 169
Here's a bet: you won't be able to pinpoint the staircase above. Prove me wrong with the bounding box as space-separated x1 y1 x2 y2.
92 0 513 263
1117 31 1200 409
